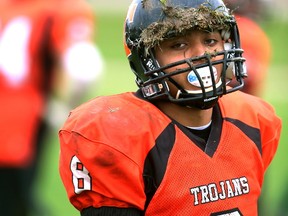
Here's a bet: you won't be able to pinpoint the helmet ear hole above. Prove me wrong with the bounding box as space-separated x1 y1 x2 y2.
226 62 235 80
224 42 232 50
221 29 231 41
224 42 235 79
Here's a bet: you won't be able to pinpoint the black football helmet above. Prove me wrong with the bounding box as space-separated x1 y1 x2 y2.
124 0 246 109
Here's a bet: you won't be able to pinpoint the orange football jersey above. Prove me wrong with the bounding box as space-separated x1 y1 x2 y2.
0 0 95 167
59 91 281 215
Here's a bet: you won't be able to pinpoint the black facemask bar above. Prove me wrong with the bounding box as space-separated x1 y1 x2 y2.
141 47 246 104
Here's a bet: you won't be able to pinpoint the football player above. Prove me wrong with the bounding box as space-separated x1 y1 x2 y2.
0 0 103 215
59 0 281 215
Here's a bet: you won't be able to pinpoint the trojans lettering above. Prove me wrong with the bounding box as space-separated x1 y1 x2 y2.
189 176 249 205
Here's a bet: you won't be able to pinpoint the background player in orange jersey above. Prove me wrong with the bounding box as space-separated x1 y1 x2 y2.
0 0 103 215
224 1 273 214
59 0 281 215
224 0 272 97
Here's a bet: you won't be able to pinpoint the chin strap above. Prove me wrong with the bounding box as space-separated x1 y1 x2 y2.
176 93 219 110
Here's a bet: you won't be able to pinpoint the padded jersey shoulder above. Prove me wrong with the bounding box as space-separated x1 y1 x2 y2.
218 91 279 128
60 92 172 147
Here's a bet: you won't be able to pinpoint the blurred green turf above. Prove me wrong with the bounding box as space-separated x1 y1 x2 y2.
34 10 288 216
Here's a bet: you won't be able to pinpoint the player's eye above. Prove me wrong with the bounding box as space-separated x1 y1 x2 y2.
204 38 218 47
171 42 187 50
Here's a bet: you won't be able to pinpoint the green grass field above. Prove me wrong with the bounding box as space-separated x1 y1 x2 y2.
34 8 288 216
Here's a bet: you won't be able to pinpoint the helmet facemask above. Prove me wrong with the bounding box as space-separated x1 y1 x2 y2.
125 0 246 109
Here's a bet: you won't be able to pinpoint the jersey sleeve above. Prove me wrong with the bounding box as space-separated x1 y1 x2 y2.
258 102 282 171
58 93 172 212
59 126 146 212
219 92 282 173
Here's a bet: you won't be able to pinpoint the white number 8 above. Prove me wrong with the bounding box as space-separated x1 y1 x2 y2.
70 155 92 194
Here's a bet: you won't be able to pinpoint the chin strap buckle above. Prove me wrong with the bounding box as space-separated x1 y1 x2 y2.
142 83 163 98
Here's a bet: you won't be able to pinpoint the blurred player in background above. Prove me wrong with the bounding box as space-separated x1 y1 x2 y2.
224 0 272 97
0 0 103 215
224 1 274 215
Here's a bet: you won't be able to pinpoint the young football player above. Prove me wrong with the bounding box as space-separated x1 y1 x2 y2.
59 0 282 215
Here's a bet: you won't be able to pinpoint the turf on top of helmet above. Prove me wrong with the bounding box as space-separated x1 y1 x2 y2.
141 3 232 49
124 0 246 109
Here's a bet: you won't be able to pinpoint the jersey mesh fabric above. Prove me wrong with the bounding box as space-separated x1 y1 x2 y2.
145 122 261 215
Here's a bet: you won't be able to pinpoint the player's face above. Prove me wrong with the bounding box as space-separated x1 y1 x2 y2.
154 29 225 96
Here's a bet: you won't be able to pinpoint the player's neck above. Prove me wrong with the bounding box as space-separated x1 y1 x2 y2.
155 101 213 128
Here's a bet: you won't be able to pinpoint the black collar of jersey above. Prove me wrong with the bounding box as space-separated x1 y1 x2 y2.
173 105 222 157
134 89 223 157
